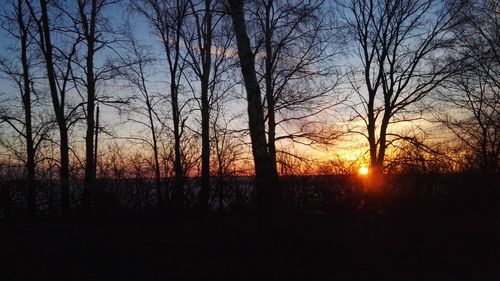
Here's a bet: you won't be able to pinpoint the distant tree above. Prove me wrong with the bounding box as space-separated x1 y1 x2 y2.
97 142 127 180
343 0 463 175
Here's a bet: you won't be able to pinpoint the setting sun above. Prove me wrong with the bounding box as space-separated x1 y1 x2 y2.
359 166 369 176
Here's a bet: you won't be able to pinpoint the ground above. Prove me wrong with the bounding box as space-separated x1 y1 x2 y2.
1 205 499 281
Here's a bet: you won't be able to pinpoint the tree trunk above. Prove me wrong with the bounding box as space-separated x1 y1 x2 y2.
60 126 71 217
172 82 184 212
264 0 275 165
24 93 36 218
18 0 36 218
217 162 224 212
263 0 280 191
367 116 377 169
81 0 97 216
376 113 391 169
39 0 70 218
82 79 95 215
198 0 213 213
94 105 99 181
229 0 278 214
147 100 162 212
199 82 210 212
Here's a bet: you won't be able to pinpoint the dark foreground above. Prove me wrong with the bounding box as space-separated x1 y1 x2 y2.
2 206 499 281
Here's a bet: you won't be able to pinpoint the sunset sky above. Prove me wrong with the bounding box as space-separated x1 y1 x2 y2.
0 0 495 177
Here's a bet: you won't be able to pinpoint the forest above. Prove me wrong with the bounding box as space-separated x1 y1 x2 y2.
0 0 498 280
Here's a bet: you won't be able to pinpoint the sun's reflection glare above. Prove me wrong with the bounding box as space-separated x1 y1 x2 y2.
359 166 369 176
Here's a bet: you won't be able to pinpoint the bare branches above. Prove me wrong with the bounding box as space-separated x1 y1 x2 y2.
430 0 499 174
343 0 463 171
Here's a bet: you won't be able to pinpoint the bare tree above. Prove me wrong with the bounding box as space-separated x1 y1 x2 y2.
227 0 279 213
211 96 245 211
454 0 499 87
439 63 499 174
27 0 80 216
132 0 190 212
435 0 499 174
182 0 214 213
117 28 166 211
344 0 462 175
58 0 121 215
181 0 235 212
248 0 339 178
0 0 40 217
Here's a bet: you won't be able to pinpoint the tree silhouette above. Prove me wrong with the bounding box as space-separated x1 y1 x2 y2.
439 0 499 173
27 0 80 217
228 0 280 214
132 0 190 212
0 0 41 217
343 0 462 175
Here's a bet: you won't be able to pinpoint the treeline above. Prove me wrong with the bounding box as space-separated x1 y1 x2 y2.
0 0 498 218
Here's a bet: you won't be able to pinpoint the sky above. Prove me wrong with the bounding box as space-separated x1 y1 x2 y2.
0 0 467 175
